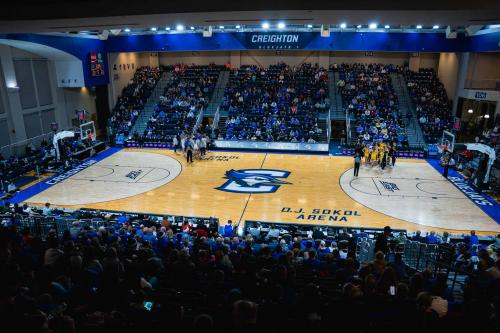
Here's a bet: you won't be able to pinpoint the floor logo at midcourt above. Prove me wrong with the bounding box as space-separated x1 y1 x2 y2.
216 169 291 193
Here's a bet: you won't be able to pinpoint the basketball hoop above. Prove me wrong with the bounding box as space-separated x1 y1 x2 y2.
437 145 448 154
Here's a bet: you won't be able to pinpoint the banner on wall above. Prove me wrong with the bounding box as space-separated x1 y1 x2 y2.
89 52 105 77
232 32 316 49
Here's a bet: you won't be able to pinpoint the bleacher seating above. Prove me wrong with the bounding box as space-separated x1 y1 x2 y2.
108 66 161 135
139 64 222 143
336 63 407 146
219 63 329 143
0 205 498 332
404 68 453 143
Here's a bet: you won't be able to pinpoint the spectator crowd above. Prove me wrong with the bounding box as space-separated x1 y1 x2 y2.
335 63 408 147
138 65 221 144
108 67 161 136
404 68 453 143
220 63 329 143
0 204 499 333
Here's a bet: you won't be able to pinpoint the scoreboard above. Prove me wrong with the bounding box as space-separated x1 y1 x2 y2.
89 52 105 77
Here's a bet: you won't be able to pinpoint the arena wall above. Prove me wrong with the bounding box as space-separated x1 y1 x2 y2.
0 45 97 151
465 52 500 90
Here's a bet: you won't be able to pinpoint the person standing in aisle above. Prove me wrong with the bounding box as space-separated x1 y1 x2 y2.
354 153 361 177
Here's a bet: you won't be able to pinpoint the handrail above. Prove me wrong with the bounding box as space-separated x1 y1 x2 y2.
346 110 351 143
327 108 332 142
212 107 220 132
192 107 204 134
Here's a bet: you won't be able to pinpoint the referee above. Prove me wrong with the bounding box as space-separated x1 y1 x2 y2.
353 153 361 177
186 138 193 164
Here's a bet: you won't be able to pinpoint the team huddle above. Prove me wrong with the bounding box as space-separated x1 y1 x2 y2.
362 142 397 170
354 142 397 177
172 133 211 163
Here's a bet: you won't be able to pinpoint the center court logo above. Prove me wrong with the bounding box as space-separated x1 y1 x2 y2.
216 169 291 193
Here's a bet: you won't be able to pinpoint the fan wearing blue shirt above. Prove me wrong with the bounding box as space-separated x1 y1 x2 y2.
223 220 234 238
117 213 129 225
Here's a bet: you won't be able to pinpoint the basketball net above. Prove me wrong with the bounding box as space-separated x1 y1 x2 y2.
437 145 448 154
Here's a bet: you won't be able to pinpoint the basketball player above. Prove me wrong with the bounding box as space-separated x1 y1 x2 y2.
378 143 385 167
180 135 186 153
389 144 396 167
370 146 378 167
363 145 370 165
173 135 179 153
381 149 388 170
199 135 207 157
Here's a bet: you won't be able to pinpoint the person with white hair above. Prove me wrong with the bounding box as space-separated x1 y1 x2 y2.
318 240 329 255
328 241 338 253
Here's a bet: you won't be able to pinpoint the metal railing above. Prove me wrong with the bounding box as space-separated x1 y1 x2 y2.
346 110 352 143
326 108 332 142
192 107 204 134
403 239 470 292
212 107 220 131
0 131 54 158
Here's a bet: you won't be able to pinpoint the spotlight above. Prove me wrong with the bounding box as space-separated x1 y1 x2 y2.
485 114 490 119
340 23 347 29
262 22 270 29
356 24 362 29
468 109 473 114
165 27 171 31
150 27 157 31
124 28 131 32
307 24 313 28
190 26 195 30
369 23 377 29
277 22 286 29
235 25 241 29
219 26 224 29
416 25 423 29
384 25 390 29
433 25 440 29
176 25 184 31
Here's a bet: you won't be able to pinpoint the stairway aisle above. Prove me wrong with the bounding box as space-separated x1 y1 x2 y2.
328 70 345 120
129 71 174 136
390 73 426 148
204 70 230 117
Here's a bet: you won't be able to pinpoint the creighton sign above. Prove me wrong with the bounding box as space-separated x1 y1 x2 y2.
251 34 299 44
234 32 315 49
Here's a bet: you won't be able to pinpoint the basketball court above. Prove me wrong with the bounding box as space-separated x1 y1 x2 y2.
24 149 500 235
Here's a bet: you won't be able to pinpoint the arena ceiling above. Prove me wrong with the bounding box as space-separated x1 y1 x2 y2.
0 1 499 33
